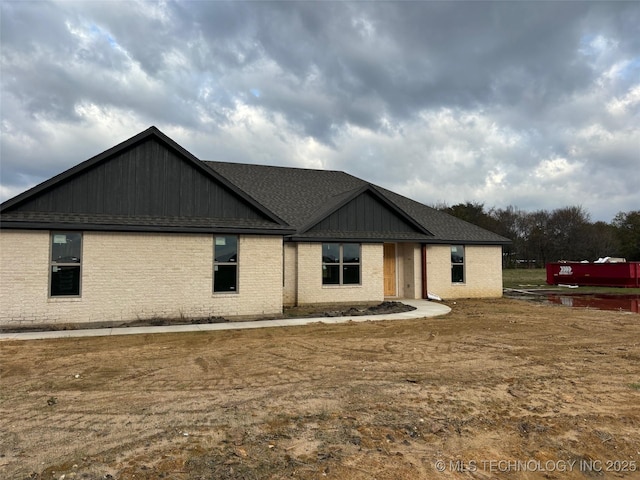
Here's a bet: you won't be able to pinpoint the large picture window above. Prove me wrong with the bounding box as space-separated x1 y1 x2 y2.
322 243 361 285
50 232 82 297
214 236 238 292
451 245 465 283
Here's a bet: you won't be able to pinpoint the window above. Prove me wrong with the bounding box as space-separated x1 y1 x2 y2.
322 243 360 285
451 245 465 283
214 236 238 292
50 232 82 296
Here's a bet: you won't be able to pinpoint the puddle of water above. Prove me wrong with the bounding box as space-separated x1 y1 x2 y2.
546 294 640 314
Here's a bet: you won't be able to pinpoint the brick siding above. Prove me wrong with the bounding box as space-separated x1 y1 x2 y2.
1 231 503 327
425 244 503 299
0 231 283 327
294 242 384 306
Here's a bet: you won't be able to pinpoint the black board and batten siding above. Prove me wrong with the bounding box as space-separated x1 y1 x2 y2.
10 139 263 220
308 191 422 233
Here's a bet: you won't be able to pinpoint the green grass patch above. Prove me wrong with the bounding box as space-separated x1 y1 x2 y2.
629 383 640 391
502 268 547 288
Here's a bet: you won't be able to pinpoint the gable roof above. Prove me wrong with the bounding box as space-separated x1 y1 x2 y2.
0 127 292 234
373 185 511 244
298 184 433 237
1 126 510 244
204 161 364 226
204 161 510 245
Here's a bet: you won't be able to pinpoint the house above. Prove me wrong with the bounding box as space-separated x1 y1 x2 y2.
0 127 510 328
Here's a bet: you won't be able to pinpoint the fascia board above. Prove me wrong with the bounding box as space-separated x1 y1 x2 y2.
0 221 295 235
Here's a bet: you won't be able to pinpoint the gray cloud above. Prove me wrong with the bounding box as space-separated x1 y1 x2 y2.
1 0 638 221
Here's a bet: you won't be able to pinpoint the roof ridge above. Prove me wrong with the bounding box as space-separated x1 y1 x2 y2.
204 159 356 176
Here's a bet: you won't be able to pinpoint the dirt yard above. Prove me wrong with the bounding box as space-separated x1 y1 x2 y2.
1 298 639 480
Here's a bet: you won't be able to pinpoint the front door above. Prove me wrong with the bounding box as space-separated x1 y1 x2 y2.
383 243 397 297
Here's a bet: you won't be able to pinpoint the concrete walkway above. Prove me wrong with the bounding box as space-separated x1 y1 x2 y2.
0 300 450 341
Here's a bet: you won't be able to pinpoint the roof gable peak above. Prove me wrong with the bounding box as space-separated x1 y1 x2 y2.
0 126 287 226
299 183 433 236
1 126 191 212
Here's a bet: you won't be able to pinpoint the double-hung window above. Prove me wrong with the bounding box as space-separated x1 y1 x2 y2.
214 236 238 292
50 232 82 297
451 245 465 283
322 243 361 285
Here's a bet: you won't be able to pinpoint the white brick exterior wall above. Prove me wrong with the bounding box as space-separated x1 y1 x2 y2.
425 244 503 299
0 230 283 327
1 230 50 325
283 242 297 306
294 242 384 306
1 230 503 328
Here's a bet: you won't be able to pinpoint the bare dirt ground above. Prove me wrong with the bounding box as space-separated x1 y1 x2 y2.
0 302 415 334
1 298 639 480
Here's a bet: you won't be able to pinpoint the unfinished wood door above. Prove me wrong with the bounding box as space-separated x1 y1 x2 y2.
383 243 396 296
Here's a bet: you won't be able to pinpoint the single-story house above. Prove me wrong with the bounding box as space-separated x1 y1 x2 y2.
0 126 510 328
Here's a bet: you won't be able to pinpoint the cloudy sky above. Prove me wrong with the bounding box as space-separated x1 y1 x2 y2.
1 1 638 222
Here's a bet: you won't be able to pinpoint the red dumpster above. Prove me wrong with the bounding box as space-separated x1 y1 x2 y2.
546 262 640 288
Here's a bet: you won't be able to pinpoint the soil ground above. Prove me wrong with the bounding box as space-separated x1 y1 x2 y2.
1 297 639 479
0 302 415 334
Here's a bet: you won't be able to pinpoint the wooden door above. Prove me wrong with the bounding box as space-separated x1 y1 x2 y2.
383 243 396 296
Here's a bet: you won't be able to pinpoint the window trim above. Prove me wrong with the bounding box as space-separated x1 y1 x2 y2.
322 243 361 286
451 244 465 284
213 235 239 293
49 231 83 298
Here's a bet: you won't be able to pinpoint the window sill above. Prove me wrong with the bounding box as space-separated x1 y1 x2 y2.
48 296 82 302
322 284 362 288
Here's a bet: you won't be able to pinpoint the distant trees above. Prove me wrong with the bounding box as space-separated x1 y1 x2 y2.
435 203 640 266
612 211 640 261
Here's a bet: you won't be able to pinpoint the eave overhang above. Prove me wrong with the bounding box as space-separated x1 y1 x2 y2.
285 235 511 245
0 221 294 236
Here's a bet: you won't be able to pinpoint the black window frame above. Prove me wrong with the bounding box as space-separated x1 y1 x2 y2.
50 231 82 297
213 235 239 293
322 243 361 286
451 245 465 284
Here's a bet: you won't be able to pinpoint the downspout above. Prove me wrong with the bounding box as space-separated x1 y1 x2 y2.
421 244 428 299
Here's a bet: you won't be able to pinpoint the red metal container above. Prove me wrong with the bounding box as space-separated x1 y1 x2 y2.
546 262 640 288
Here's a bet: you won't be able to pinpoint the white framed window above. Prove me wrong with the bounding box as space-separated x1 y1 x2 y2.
322 243 361 285
214 235 238 292
451 245 465 283
50 232 82 297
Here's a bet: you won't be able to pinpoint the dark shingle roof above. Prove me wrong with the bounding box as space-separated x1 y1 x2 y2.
372 186 510 244
204 162 364 227
205 161 510 245
0 126 509 244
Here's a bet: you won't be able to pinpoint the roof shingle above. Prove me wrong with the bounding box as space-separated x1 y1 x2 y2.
205 161 510 244
1 127 510 244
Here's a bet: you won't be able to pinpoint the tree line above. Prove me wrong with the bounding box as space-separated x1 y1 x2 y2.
434 202 640 267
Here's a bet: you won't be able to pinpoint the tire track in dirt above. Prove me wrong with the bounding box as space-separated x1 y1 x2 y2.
2 300 639 479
